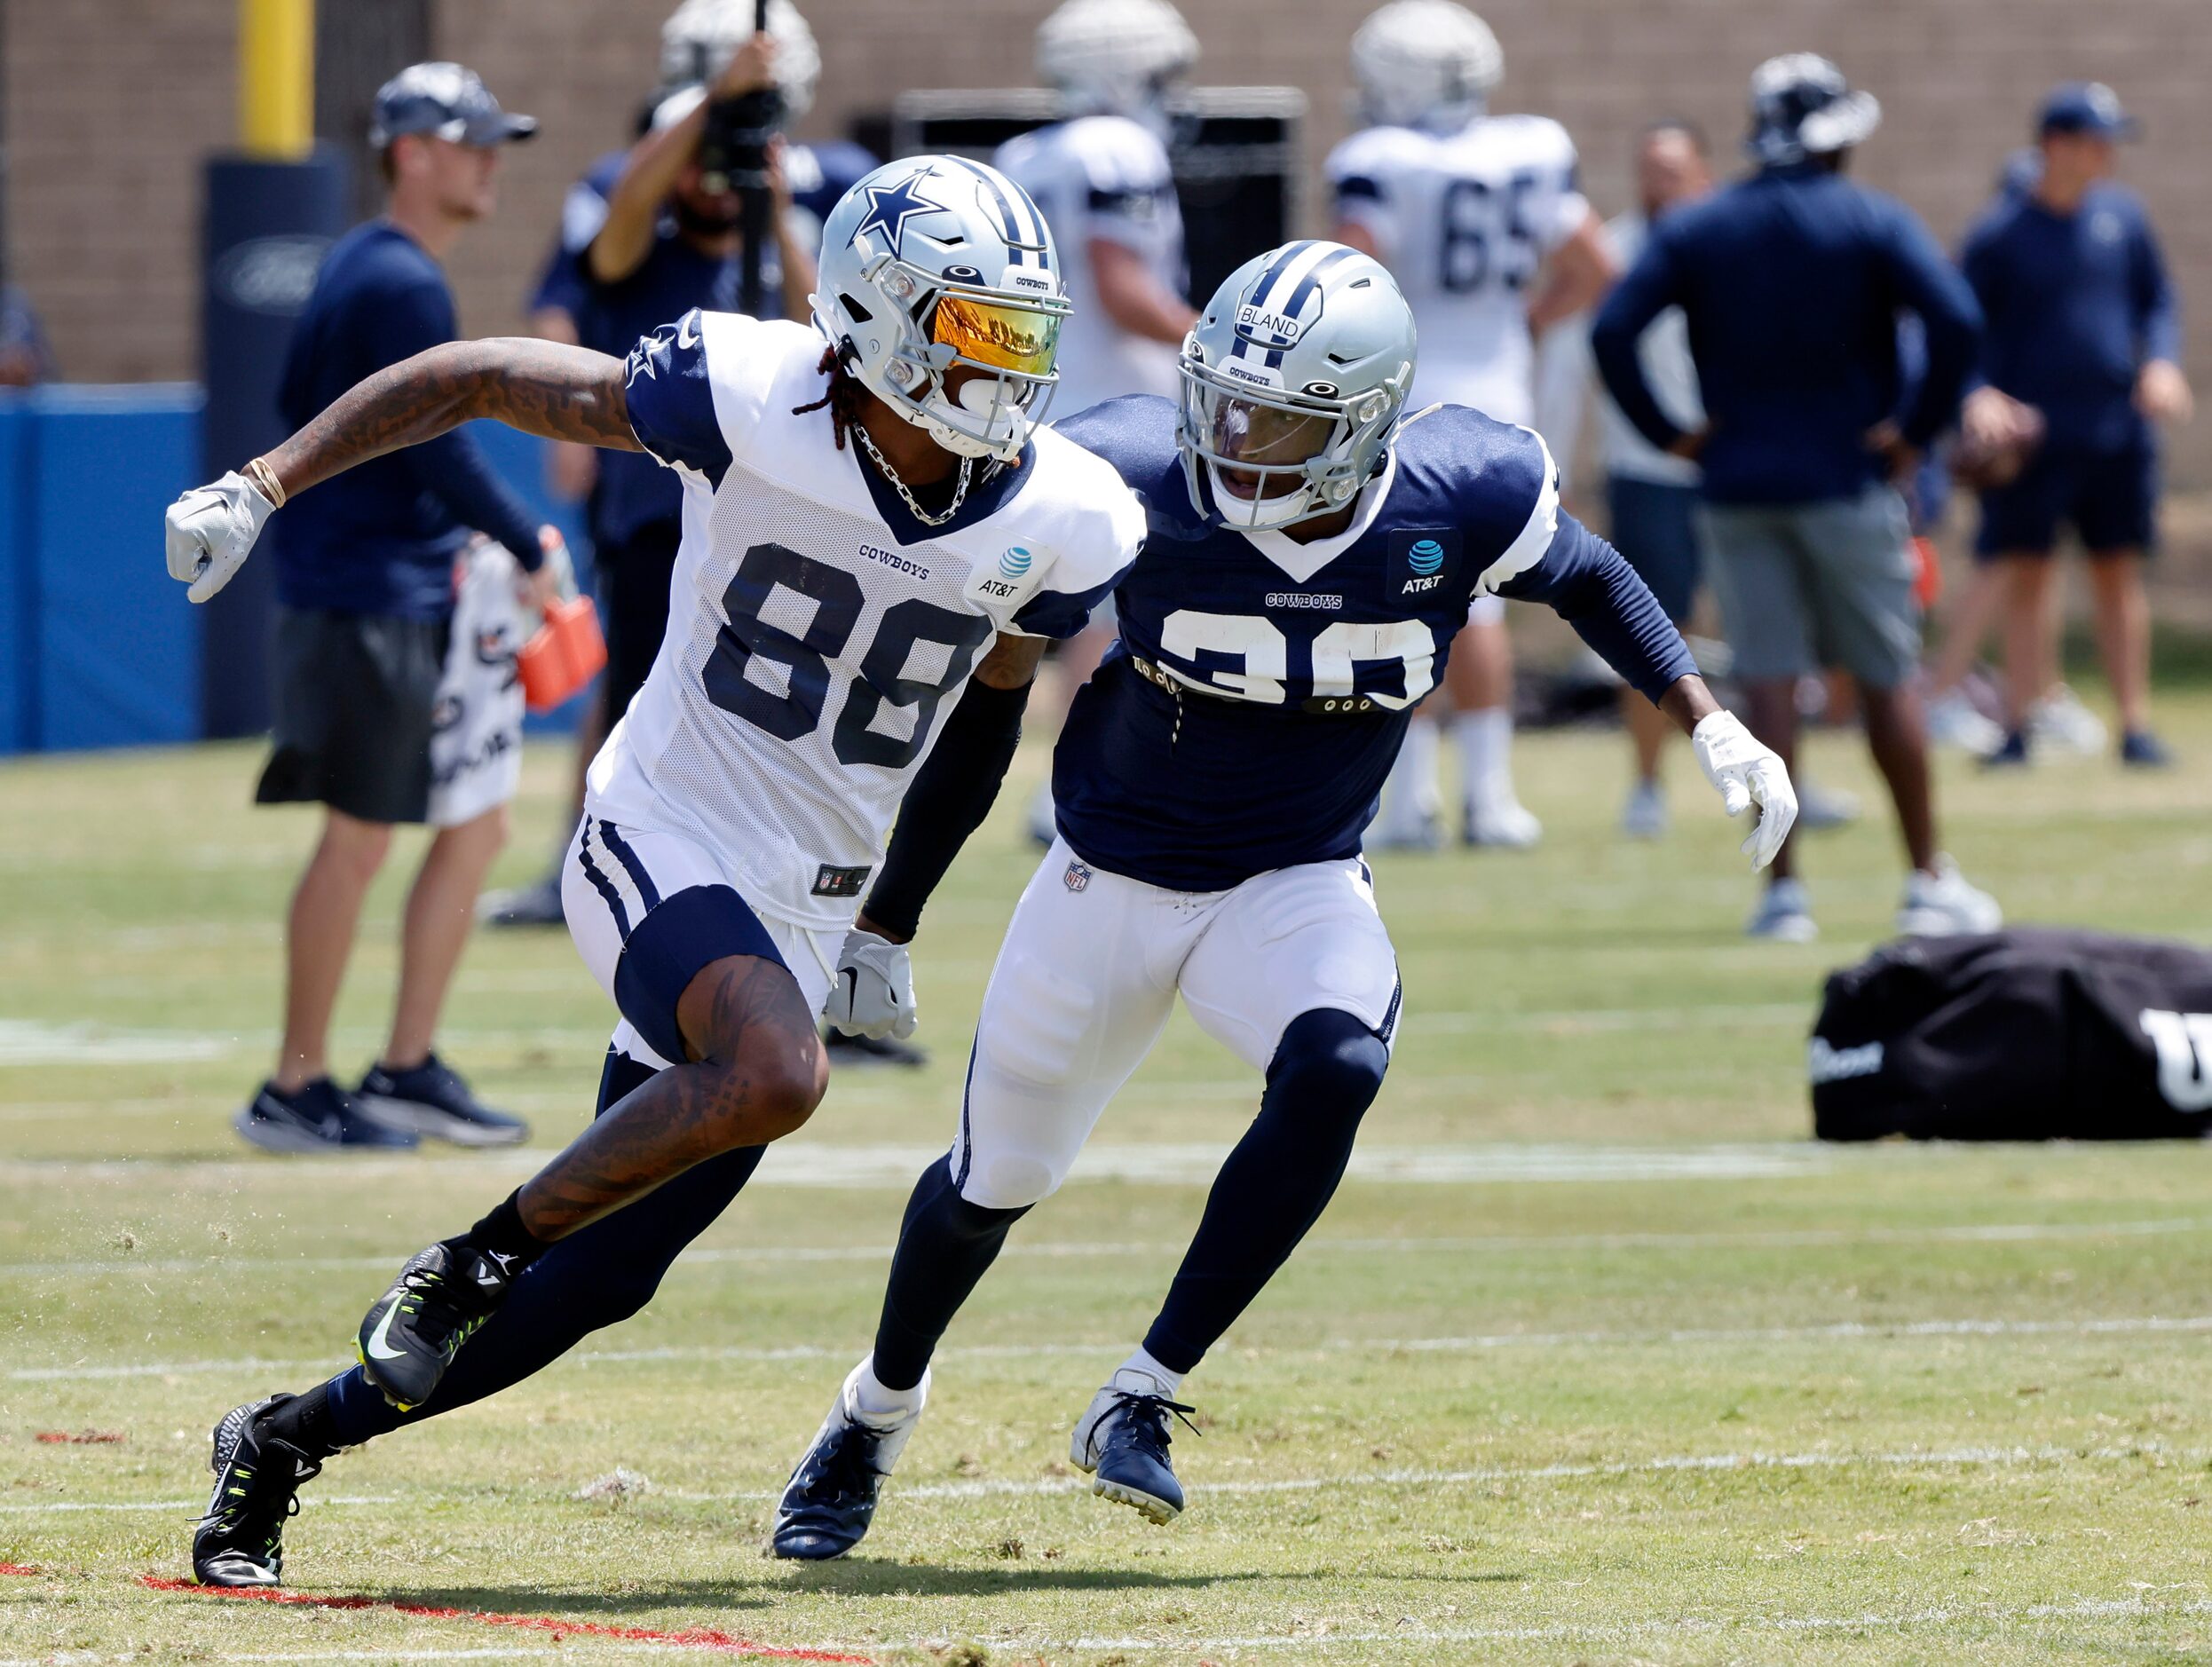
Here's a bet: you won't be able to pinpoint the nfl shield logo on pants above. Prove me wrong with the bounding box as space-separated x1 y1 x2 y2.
1063 859 1092 893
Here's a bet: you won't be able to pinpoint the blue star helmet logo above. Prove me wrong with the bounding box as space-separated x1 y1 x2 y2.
855 171 944 259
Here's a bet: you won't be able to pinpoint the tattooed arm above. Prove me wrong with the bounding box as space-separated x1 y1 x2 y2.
262 337 641 501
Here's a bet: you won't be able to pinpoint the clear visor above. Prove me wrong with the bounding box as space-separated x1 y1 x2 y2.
1182 367 1348 505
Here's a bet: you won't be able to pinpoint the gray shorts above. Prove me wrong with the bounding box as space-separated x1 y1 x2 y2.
1696 486 1920 690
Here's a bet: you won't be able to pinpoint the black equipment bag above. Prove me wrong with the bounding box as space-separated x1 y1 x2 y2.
1811 928 2212 1142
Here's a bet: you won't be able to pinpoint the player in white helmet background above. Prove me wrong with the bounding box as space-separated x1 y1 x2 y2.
1328 0 1618 849
994 0 1203 846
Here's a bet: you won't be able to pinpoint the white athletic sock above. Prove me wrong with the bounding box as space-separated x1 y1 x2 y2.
1110 1346 1184 1398
1377 718 1442 835
849 1355 926 1426
1454 707 1515 810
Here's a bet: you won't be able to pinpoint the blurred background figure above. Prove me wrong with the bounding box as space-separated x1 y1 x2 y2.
0 285 54 387
1959 81 2190 769
241 64 555 1152
1327 0 1615 850
1593 120 1711 840
1595 53 1996 944
994 0 1199 848
480 0 841 935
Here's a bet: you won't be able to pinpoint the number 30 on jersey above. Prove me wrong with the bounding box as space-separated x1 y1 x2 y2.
1158 610 1437 707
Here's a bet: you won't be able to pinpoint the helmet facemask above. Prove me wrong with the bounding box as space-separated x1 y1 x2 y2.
850 245 1068 462
1177 352 1405 532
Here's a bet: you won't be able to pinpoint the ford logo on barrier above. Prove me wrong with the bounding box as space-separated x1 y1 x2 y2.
214 235 331 315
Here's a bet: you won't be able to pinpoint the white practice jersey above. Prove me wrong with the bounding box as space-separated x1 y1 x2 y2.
589 310 1145 931
1327 115 1588 426
994 115 1187 415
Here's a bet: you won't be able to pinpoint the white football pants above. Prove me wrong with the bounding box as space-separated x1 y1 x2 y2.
949 838 1402 1210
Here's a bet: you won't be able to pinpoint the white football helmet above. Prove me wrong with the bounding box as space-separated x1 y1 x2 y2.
660 0 822 122
1351 0 1503 132
812 156 1071 463
1178 241 1418 532
1036 0 1198 126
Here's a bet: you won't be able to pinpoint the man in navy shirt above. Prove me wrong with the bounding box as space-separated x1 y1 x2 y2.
1595 53 1999 945
242 64 557 1153
1960 82 2191 767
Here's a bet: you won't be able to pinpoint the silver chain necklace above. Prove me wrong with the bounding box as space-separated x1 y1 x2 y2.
853 422 974 527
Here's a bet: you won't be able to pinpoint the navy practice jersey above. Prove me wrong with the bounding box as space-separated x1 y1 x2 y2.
1051 395 1695 890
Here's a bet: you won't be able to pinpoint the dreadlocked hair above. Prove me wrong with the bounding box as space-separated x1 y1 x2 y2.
791 344 868 453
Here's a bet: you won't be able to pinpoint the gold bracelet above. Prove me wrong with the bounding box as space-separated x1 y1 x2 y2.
243 456 287 509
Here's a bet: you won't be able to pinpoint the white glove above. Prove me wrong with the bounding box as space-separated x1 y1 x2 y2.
826 928 918 1040
1692 710 1798 872
165 470 278 604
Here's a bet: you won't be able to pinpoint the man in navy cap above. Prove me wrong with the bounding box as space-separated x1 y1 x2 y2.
239 63 560 1153
1960 81 2190 768
1594 54 1997 945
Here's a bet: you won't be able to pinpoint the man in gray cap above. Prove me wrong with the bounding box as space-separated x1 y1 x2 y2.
1595 54 1998 944
238 64 559 1153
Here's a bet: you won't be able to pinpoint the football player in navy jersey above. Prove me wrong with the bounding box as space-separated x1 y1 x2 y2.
773 241 1798 1554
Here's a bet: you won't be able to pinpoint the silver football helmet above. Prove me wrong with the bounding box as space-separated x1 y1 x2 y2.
660 0 822 122
1177 241 1418 532
812 156 1071 462
1036 0 1198 128
1350 0 1503 132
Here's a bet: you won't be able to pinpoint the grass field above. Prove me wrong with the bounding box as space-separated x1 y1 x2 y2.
4 692 2212 1665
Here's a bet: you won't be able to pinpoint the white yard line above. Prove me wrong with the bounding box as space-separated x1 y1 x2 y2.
13 1213 2210 1281
1031 1593 2212 1652
17 1309 2211 1385
0 1140 1836 1188
10 1442 2181 1518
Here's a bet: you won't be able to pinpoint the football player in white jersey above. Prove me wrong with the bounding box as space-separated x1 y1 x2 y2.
1328 0 1617 849
162 156 1143 1589
995 0 1201 843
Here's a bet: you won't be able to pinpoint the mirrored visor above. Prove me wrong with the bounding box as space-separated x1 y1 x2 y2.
932 295 1061 378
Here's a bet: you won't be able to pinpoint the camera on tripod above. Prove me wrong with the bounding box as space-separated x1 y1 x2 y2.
697 83 786 195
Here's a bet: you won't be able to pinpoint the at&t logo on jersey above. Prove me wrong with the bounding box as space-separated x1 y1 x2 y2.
1388 527 1461 599
999 544 1034 579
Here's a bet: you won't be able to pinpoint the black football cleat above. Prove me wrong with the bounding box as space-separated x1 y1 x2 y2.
355 1242 514 1411
771 1363 927 1560
193 1395 322 1587
1070 1378 1201 1525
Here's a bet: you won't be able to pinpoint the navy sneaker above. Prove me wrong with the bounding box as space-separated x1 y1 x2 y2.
1983 730 2032 769
822 1027 928 1070
235 1078 418 1153
772 1362 928 1560
357 1054 527 1146
356 1241 515 1411
1070 1371 1201 1525
477 873 565 928
193 1395 322 1587
2121 730 2174 770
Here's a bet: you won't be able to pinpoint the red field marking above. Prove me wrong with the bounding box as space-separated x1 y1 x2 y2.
139 1576 874 1662
36 1429 126 1444
0 1563 39 1576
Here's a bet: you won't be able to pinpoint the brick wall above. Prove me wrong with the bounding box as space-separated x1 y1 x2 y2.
12 0 2212 479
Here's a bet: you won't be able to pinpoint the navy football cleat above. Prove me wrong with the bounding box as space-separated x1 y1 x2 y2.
355 1242 514 1410
193 1395 322 1587
1070 1377 1201 1525
771 1363 928 1560
235 1078 418 1153
356 1054 528 1147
